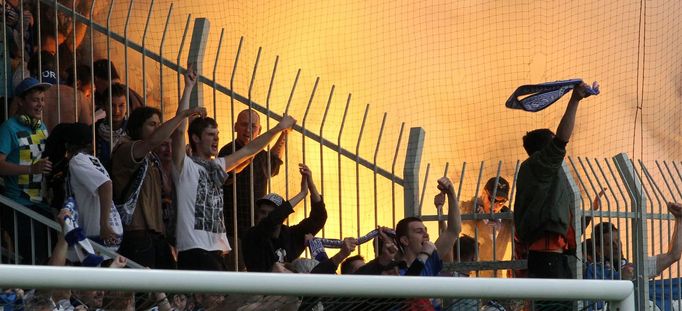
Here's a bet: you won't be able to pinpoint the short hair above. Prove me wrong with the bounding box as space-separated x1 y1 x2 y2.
395 216 423 246
340 255 365 275
64 64 92 87
522 128 555 156
453 234 477 262
188 117 218 151
98 83 128 108
592 222 618 241
127 107 161 140
93 59 121 80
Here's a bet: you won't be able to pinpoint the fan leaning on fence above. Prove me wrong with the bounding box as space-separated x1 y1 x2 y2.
584 202 682 311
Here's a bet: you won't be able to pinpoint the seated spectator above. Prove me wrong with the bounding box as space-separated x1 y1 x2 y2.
242 164 328 272
171 65 296 271
112 105 205 269
584 202 682 311
219 108 287 271
93 59 144 112
95 83 129 169
458 176 512 277
0 77 53 264
26 50 92 131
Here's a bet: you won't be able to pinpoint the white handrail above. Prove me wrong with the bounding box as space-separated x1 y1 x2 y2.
0 265 634 310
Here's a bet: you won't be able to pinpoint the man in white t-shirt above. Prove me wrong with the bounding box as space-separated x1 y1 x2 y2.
171 65 297 271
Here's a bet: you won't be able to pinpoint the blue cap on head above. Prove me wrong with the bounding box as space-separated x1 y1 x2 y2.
14 77 51 97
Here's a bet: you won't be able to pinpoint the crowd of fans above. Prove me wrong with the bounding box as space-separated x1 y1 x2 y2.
2 1 682 310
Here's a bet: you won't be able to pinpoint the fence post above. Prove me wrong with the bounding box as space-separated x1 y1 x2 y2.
561 162 583 285
403 127 425 217
187 18 210 108
614 153 648 311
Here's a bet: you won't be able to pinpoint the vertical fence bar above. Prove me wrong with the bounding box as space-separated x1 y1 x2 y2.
141 0 155 107
355 104 369 252
489 162 502 267
30 219 34 264
391 123 405 227
418 163 431 216
283 69 301 208
453 162 467 262
508 160 520 259
211 28 224 120
670 161 682 310
123 0 134 114
403 127 425 217
36 0 41 82
228 37 243 272
614 153 648 310
588 158 617 276
70 0 77 118
54 0 61 118
301 77 319 230
105 0 115 151
19 0 24 79
2 0 7 120
158 4 172 121
372 113 387 230
471 161 485 268
595 159 624 279
318 85 334 237
247 47 262 226
337 94 351 238
13 211 18 263
568 157 597 279
606 159 631 268
656 160 677 310
634 160 661 306
264 56 279 193
578 157 606 274
176 14 191 107
89 0 97 151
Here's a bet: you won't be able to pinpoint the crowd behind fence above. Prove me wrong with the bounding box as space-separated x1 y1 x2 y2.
0 0 677 310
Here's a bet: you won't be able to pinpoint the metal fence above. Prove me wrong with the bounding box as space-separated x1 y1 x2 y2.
1 0 681 310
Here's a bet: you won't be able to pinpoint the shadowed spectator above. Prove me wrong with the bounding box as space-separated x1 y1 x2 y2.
242 163 327 272
219 108 287 271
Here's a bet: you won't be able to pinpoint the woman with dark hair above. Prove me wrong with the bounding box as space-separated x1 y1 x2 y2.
111 103 206 269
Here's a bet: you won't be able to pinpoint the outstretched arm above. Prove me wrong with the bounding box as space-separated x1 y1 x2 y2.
131 106 206 161
434 177 461 259
171 65 198 170
555 82 597 143
655 202 682 275
222 116 296 172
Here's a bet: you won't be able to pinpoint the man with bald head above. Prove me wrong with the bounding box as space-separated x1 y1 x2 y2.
218 109 288 270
